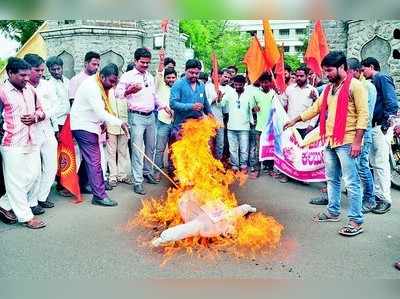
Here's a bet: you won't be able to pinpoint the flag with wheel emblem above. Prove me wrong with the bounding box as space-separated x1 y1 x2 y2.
57 114 82 203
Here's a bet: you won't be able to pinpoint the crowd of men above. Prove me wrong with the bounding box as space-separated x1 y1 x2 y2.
0 46 399 269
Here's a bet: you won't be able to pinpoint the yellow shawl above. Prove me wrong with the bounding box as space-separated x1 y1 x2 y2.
95 73 116 116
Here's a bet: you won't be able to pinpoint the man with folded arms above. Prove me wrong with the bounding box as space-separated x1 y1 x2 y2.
0 57 46 229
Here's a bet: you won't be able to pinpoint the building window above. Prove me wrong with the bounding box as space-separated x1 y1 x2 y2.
247 30 257 36
295 46 303 52
279 29 290 36
296 28 306 35
283 46 290 53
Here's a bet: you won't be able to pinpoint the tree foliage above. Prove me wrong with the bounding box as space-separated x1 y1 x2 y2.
179 20 250 72
0 57 6 70
0 20 44 46
284 54 302 71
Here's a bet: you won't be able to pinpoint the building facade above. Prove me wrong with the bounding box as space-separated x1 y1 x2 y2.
41 20 189 79
228 20 310 56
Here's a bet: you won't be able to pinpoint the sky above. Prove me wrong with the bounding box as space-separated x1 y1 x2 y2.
0 33 19 59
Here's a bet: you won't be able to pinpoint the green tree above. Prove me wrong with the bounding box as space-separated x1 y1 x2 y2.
0 20 44 46
0 58 6 70
180 20 250 72
284 54 302 71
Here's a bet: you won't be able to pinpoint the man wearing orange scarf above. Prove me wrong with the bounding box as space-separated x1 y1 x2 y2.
284 51 369 237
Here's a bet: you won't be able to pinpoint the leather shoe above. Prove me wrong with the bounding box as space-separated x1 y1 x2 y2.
144 174 158 184
31 205 45 215
91 196 118 207
0 207 17 224
372 201 391 214
134 184 146 195
38 199 55 208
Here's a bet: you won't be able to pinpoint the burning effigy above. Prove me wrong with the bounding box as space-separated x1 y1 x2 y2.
128 117 283 265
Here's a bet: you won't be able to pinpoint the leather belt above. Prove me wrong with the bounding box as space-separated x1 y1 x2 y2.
128 110 153 116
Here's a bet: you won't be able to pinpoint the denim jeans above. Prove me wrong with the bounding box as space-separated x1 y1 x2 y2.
249 128 262 171
227 130 249 170
214 127 224 160
154 119 172 175
128 112 156 184
325 144 363 224
355 141 375 208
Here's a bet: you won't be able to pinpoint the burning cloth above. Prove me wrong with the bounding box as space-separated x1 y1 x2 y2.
152 190 257 246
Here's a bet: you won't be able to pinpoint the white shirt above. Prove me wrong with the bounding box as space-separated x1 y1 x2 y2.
70 76 123 135
35 79 58 142
205 83 236 125
282 83 319 129
156 78 172 125
48 75 70 130
221 88 255 131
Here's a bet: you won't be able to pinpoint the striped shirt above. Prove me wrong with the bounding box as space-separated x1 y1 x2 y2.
0 80 45 147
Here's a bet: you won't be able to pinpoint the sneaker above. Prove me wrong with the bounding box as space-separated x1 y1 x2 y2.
38 199 55 209
361 203 376 214
372 201 391 214
133 184 146 195
309 196 329 205
31 205 45 215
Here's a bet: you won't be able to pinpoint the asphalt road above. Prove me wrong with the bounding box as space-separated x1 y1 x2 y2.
1 175 399 279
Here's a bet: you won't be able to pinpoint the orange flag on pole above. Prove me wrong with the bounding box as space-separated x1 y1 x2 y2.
304 20 329 77
274 46 286 94
211 52 220 92
262 19 280 70
58 114 82 203
243 36 266 84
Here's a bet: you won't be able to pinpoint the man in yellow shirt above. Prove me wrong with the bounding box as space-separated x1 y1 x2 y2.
284 51 369 237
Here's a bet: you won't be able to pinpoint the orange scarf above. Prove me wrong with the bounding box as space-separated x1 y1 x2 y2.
319 73 353 145
95 73 115 116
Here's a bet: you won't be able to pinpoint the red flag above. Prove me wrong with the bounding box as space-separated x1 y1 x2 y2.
211 52 220 92
243 36 266 84
160 18 169 33
58 114 82 203
274 47 286 94
304 20 329 77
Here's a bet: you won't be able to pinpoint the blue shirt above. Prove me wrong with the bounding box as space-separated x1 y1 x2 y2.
372 72 398 130
170 77 212 129
362 79 377 143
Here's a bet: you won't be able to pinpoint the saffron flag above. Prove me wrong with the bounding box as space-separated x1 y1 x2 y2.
211 52 220 92
160 18 170 33
243 36 266 84
274 46 286 94
262 19 280 70
304 20 329 77
58 114 82 203
0 21 48 81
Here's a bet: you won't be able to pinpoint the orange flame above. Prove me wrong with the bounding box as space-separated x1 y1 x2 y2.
127 117 283 265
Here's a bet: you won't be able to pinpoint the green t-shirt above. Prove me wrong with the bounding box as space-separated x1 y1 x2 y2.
254 89 276 132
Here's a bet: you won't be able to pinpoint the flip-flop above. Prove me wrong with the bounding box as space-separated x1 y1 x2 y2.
314 212 341 222
22 218 46 229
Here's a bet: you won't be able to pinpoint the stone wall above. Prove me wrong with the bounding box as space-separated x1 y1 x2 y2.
42 20 187 79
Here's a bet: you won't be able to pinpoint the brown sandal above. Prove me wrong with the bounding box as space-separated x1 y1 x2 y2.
22 218 46 229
